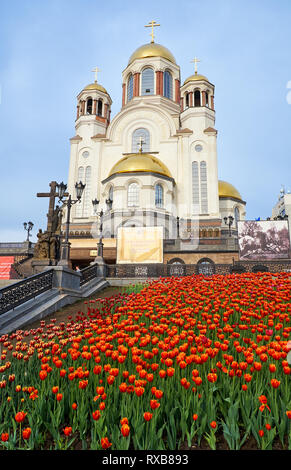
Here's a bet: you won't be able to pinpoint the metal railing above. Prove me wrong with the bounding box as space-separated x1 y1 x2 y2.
106 264 214 278
0 269 54 315
80 264 98 286
106 261 291 279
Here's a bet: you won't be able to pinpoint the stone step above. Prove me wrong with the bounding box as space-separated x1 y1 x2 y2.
0 277 108 336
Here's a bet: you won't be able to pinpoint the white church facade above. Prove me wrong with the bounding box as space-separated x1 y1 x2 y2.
65 27 246 266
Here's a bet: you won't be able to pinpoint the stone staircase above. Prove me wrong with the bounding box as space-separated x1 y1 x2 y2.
0 264 108 336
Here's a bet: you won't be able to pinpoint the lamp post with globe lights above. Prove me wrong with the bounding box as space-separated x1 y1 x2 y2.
224 215 234 237
57 181 85 267
92 197 113 261
23 221 34 242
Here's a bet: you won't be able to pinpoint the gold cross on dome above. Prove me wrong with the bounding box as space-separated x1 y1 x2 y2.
92 66 100 83
191 57 201 75
138 136 145 152
145 20 160 43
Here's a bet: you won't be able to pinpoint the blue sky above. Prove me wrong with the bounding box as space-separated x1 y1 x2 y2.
0 0 291 242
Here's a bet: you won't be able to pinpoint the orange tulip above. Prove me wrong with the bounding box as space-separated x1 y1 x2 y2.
121 424 130 437
101 437 112 449
63 427 72 437
22 427 31 440
144 412 153 421
15 411 27 423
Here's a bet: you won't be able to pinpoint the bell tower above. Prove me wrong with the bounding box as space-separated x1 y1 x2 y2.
75 67 112 138
121 22 181 116
180 58 219 220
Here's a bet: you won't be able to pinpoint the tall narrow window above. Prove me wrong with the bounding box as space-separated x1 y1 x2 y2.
141 68 154 95
200 161 208 213
192 161 199 213
86 98 93 114
163 71 173 99
76 166 84 217
185 92 189 108
109 185 113 201
97 99 102 116
127 74 133 101
155 184 163 208
234 207 240 226
128 183 140 207
132 128 150 152
194 90 201 107
83 166 92 217
205 91 209 107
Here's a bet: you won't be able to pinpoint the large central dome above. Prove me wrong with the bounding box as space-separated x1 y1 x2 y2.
128 42 176 65
108 153 172 179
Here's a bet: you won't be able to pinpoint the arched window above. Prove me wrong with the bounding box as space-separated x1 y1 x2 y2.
75 166 84 217
234 207 240 226
200 161 208 213
163 71 173 99
127 74 133 101
155 184 163 208
194 90 201 107
141 68 154 95
97 99 102 116
128 182 139 207
86 98 93 114
192 161 199 214
132 128 150 152
185 92 189 108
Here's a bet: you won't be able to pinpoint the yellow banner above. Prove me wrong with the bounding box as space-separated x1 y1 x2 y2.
117 227 163 264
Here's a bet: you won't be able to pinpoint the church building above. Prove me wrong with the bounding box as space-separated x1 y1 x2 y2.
65 22 246 268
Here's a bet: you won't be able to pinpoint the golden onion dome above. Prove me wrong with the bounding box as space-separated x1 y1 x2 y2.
108 153 172 179
83 81 108 94
128 42 176 65
183 72 209 85
218 180 243 201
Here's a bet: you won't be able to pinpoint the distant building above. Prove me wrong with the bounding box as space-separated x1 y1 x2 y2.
271 186 291 241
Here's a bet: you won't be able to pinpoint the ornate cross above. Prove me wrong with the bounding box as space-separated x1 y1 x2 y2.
92 66 100 83
138 136 145 152
145 20 160 43
191 57 201 74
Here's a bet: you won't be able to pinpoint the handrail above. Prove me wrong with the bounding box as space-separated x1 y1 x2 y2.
0 269 54 315
80 264 98 286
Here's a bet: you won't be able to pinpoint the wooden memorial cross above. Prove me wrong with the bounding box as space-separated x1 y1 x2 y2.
36 181 61 233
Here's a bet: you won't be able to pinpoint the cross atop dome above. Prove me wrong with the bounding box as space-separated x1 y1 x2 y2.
190 57 201 75
144 20 160 43
92 66 101 83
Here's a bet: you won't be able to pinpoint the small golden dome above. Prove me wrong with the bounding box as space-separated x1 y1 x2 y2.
128 42 176 65
218 180 243 201
183 73 209 85
83 82 108 94
108 153 172 179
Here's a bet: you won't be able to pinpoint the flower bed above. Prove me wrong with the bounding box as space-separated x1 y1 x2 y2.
0 272 290 450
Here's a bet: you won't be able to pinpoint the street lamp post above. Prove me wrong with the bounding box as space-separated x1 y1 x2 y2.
23 221 34 242
224 215 234 237
57 181 85 267
92 197 113 261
